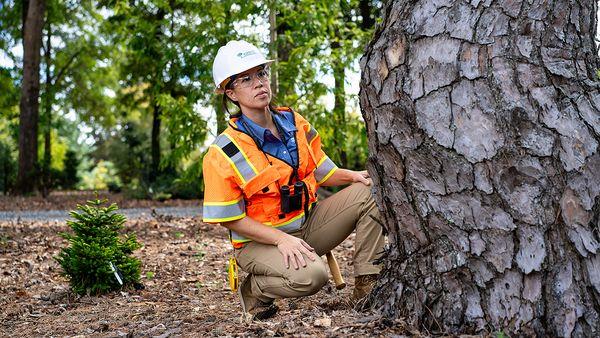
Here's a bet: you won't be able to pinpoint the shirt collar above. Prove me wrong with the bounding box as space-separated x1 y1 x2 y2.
238 114 268 145
238 112 297 145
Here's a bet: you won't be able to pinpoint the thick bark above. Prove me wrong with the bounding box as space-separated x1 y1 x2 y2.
16 0 45 195
360 0 600 336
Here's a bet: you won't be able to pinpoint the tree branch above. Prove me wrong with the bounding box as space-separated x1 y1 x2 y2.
51 49 82 86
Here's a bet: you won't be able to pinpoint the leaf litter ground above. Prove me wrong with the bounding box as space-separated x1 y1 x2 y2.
0 194 411 337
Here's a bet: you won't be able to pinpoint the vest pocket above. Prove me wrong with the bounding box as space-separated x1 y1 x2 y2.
242 165 281 199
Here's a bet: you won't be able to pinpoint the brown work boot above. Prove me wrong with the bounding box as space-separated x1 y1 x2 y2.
351 274 378 302
238 275 278 321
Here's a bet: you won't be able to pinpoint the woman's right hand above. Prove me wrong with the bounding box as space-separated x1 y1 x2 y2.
275 233 317 269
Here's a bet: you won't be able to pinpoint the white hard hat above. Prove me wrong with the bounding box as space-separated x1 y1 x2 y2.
212 40 274 88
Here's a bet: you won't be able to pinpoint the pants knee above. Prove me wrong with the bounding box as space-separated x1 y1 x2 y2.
286 261 328 296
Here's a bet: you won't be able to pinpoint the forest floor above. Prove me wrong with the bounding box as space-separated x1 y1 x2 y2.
0 191 414 337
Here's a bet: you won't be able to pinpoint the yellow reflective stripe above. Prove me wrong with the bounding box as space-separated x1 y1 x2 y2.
316 155 328 167
307 125 318 145
231 212 306 243
222 133 258 176
203 198 243 206
315 156 338 184
203 198 245 221
210 144 247 184
231 238 252 244
203 213 246 223
317 167 337 185
274 212 305 227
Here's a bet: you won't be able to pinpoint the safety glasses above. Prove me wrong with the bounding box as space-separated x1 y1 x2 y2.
231 67 270 89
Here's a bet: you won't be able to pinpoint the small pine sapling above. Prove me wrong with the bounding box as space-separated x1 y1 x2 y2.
55 198 142 295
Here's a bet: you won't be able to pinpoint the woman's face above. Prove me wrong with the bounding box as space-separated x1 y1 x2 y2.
225 66 272 112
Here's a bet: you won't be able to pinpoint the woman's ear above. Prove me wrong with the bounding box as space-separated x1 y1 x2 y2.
225 89 238 102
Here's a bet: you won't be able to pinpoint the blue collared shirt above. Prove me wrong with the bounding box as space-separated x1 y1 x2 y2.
237 111 298 167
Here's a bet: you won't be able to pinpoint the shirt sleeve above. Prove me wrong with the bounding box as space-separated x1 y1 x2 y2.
202 146 246 223
296 113 338 185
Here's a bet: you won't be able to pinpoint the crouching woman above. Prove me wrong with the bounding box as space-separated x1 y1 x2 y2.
202 40 385 320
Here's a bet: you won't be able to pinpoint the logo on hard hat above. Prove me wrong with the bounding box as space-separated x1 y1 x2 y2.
237 50 257 59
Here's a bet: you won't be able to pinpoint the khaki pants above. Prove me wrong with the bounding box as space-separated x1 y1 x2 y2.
234 182 385 303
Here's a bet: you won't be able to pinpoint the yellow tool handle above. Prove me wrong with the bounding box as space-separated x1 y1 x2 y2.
326 252 346 290
228 257 238 292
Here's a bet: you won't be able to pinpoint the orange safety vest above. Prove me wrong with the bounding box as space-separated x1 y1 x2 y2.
202 107 338 248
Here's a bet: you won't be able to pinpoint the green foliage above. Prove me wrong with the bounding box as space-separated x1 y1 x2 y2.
55 199 142 295
60 150 80 189
0 140 16 194
315 110 368 171
79 160 122 191
4 0 379 197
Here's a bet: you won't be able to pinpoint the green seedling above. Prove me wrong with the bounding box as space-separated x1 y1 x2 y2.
146 271 155 280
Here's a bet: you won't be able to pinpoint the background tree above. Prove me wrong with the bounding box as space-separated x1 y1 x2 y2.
16 0 45 194
270 0 380 171
40 0 99 196
2 0 378 198
360 0 600 336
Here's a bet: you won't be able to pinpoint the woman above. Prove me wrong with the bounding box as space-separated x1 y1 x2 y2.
203 40 384 320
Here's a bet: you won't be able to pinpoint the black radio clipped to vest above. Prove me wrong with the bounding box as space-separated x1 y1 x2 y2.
280 181 305 213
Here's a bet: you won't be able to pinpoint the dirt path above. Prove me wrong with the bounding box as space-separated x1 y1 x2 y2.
0 206 202 222
0 216 409 337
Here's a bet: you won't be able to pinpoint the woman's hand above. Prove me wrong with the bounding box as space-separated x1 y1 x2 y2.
350 170 371 186
275 233 317 269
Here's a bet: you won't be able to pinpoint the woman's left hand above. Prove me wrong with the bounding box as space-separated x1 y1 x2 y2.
351 170 371 186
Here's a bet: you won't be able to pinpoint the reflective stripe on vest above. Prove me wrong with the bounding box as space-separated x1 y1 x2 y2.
315 155 337 184
202 134 257 223
212 132 306 245
203 198 246 223
214 133 258 184
230 212 305 244
306 125 318 145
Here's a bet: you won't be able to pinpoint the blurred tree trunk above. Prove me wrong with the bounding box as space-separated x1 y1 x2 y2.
360 0 600 336
268 0 278 98
16 0 45 195
41 21 52 197
149 8 166 182
276 6 293 100
150 103 161 181
331 38 348 168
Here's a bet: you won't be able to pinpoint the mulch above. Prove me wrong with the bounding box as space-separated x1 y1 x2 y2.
0 199 413 337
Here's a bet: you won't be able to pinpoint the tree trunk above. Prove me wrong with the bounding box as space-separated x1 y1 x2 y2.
149 8 166 183
150 103 161 181
276 9 293 100
331 39 348 168
42 21 52 198
269 0 278 98
360 0 600 336
16 0 45 195
359 0 375 30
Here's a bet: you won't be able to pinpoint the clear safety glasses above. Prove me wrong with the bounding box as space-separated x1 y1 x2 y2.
231 67 270 89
